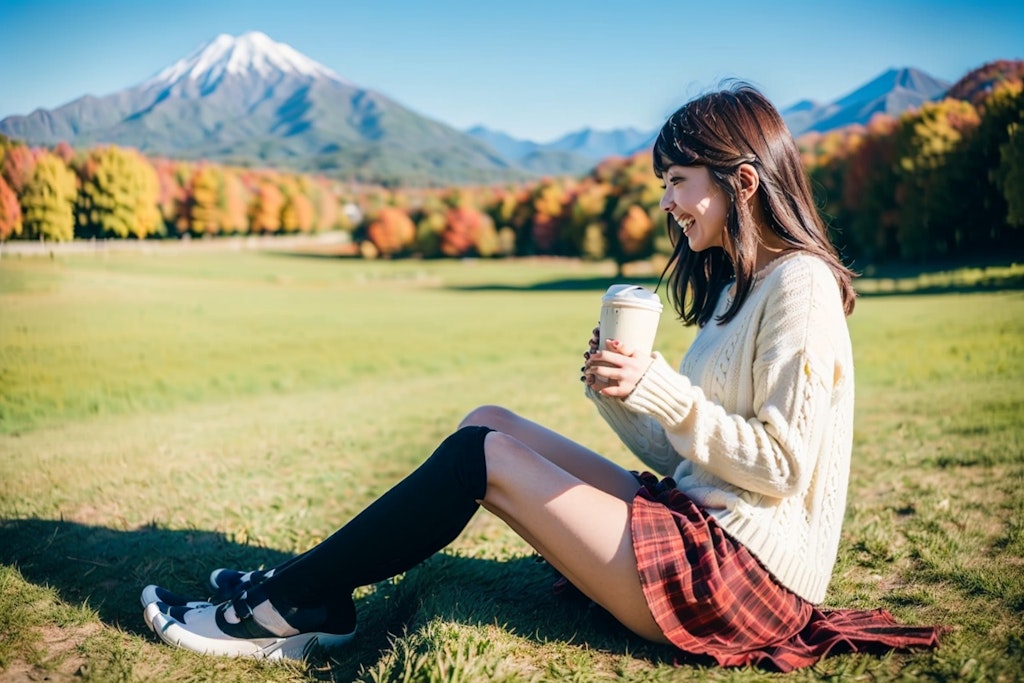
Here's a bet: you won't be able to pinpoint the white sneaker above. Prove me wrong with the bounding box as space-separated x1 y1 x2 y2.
208 567 274 601
142 594 354 660
140 585 213 611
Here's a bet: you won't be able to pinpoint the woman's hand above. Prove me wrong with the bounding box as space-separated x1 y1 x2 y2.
582 332 654 398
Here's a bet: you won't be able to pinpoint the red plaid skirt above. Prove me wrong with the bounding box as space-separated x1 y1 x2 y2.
631 473 942 672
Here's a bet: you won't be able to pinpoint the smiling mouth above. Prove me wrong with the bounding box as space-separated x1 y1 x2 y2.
676 216 694 234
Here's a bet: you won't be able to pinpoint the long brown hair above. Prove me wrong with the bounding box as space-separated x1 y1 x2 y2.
653 82 856 326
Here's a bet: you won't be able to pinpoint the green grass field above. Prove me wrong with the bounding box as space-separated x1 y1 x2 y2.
1 249 1022 682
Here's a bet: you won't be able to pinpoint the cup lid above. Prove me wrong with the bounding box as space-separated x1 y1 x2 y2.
602 284 662 310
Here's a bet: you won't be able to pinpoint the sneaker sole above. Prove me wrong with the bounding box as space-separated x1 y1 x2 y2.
142 603 354 660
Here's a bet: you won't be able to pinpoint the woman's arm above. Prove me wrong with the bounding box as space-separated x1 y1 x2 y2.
585 383 684 477
622 266 846 497
588 260 848 498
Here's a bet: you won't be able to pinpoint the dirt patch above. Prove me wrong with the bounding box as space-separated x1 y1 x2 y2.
0 622 102 682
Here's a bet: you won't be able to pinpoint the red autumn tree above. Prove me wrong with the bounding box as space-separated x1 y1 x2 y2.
2 145 38 195
0 175 22 241
366 206 416 257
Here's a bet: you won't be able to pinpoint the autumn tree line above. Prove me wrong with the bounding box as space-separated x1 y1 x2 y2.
1 63 1021 267
805 66 1024 263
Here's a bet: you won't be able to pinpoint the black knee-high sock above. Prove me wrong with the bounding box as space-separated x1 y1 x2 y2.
259 425 492 621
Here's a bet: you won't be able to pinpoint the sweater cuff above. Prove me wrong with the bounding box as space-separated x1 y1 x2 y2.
622 353 695 428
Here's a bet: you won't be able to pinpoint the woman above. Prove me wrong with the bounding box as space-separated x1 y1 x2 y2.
141 83 940 670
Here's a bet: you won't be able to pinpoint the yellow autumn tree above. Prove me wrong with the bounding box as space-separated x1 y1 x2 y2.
568 180 610 260
249 177 284 234
617 204 655 274
21 152 77 242
77 146 161 239
188 165 223 236
220 170 250 235
280 178 315 234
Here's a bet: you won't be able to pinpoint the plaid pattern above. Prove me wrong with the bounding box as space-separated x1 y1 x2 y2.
631 472 942 672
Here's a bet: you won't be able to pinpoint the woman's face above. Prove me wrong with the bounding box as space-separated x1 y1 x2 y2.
659 164 729 253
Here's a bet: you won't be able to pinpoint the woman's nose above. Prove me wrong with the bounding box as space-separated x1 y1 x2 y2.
659 188 673 212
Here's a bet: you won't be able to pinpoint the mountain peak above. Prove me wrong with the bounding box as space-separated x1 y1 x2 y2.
832 66 947 110
143 31 347 91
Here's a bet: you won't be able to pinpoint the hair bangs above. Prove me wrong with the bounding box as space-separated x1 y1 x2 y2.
652 122 700 178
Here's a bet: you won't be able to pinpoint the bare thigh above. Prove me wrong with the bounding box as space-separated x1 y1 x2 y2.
480 430 668 644
460 405 640 502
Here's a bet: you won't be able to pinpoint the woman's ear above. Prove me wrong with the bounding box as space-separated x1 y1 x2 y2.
737 163 760 203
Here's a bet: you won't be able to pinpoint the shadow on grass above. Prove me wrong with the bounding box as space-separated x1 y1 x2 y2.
260 251 1024 297
264 249 361 261
449 275 663 294
0 517 292 633
0 518 686 675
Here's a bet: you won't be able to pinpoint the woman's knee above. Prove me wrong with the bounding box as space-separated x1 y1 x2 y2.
459 404 520 432
479 431 538 493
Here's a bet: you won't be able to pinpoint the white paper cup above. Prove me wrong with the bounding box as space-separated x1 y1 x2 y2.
599 284 663 356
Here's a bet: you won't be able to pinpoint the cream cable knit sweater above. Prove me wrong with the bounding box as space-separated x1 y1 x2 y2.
588 252 854 604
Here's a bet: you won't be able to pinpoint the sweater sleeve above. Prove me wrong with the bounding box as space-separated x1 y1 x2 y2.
585 378 684 477
621 264 842 498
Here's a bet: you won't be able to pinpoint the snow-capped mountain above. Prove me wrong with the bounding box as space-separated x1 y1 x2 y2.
144 31 346 91
0 32 521 186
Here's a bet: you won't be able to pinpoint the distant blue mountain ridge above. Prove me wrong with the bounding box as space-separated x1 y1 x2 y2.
465 67 952 166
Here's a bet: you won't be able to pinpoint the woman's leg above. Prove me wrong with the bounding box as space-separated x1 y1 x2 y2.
146 422 667 656
460 405 640 502
167 404 634 606
145 426 494 657
480 430 667 643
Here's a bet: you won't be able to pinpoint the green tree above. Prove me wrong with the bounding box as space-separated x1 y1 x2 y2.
77 146 161 239
415 209 446 257
994 121 1024 228
957 80 1024 252
893 99 980 260
21 153 77 242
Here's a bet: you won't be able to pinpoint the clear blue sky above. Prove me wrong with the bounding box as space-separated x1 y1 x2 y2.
1 0 1021 142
